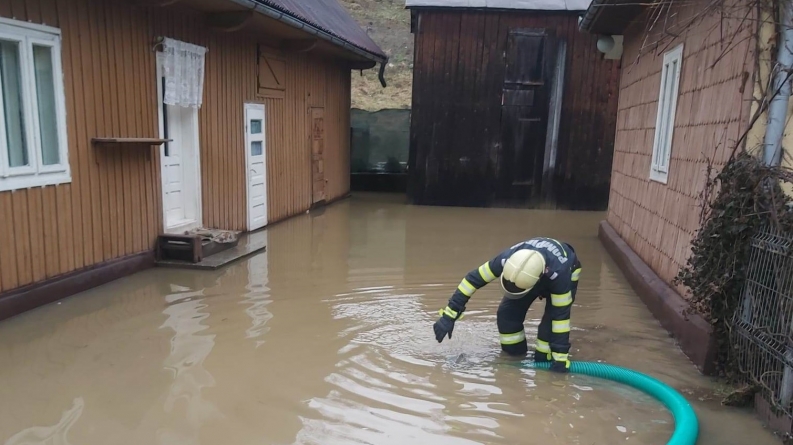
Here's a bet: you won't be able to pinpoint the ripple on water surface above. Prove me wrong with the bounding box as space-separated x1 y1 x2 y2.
294 284 673 445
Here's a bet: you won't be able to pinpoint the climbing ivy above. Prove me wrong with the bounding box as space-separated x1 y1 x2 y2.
674 151 793 379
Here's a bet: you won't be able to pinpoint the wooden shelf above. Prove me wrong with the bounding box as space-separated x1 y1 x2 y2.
91 138 171 164
92 137 171 145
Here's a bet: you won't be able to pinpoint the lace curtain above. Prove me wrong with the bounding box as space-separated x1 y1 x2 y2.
161 37 207 108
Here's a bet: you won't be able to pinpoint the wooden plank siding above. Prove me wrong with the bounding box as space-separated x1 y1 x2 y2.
605 0 756 297
408 10 621 210
0 0 354 294
263 52 352 222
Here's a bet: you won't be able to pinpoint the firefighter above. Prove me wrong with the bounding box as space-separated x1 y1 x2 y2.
432 237 582 373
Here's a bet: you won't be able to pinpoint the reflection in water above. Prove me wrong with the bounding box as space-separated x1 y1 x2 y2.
295 289 493 445
157 285 223 444
241 234 273 347
4 398 83 445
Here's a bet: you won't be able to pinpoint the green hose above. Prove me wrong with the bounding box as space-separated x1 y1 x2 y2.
527 361 699 445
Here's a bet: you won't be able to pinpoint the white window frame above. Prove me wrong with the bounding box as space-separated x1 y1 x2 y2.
650 43 683 184
0 18 70 192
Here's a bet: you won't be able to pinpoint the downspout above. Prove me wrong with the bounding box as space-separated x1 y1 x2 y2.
378 61 388 89
763 0 793 167
227 0 388 87
765 0 793 410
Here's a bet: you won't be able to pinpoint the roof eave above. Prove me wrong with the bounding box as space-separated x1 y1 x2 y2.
404 0 592 11
228 0 388 65
404 5 588 12
579 0 647 35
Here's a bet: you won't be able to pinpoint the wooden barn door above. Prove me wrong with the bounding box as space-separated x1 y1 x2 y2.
310 108 326 205
498 29 558 206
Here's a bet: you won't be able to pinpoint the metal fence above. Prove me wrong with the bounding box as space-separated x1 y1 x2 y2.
350 108 410 174
731 225 793 416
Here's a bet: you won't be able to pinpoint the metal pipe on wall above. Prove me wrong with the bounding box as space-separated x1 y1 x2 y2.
542 40 567 200
763 0 793 167
767 0 793 411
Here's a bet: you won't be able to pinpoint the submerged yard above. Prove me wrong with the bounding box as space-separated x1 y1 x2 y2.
0 194 779 444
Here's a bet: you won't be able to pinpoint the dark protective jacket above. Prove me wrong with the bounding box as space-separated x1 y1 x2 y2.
442 237 581 360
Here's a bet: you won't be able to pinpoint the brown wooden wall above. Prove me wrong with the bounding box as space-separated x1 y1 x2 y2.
0 0 352 294
605 0 755 297
263 55 352 222
407 10 621 210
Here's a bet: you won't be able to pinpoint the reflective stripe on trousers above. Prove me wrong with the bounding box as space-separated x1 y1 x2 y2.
552 319 571 333
551 291 572 307
499 331 526 345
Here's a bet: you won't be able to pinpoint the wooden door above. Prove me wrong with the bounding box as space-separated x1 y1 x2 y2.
310 108 326 204
498 29 557 205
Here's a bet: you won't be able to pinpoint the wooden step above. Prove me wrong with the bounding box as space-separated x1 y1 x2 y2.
156 234 203 263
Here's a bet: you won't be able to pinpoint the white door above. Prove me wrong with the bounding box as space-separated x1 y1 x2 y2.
245 103 267 231
157 56 202 233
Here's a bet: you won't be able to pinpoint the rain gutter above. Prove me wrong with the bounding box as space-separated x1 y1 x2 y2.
227 0 389 87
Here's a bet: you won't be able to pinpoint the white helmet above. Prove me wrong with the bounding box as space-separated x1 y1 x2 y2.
501 249 546 298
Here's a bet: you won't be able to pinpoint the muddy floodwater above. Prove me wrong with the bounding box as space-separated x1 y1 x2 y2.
0 193 780 445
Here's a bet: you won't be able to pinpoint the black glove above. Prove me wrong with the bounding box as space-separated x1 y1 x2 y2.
433 314 456 343
550 359 570 374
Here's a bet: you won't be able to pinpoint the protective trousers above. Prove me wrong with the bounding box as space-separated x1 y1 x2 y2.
496 259 581 357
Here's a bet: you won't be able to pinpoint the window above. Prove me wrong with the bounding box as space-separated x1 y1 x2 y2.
650 43 683 184
0 18 69 192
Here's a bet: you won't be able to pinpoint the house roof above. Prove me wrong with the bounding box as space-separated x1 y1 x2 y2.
404 0 592 12
578 0 647 35
252 0 387 61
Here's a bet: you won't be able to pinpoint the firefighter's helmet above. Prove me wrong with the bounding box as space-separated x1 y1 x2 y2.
501 249 546 298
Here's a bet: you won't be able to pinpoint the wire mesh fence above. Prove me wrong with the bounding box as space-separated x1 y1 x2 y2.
731 225 793 416
350 108 410 174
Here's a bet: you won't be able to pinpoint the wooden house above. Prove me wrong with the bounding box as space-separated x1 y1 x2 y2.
0 0 386 321
405 0 622 210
